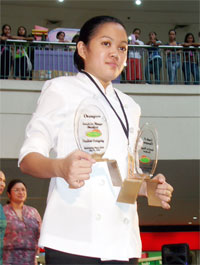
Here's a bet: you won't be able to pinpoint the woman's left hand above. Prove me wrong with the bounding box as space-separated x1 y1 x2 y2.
152 174 174 209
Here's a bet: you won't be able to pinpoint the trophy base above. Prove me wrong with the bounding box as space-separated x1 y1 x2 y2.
117 178 143 204
146 179 162 207
92 154 123 187
117 177 162 207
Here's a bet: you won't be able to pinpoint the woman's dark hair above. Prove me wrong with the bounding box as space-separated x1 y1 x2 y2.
72 33 79 43
1 24 11 36
168 29 176 35
184 32 195 43
17 26 27 37
74 15 126 71
7 179 27 194
133 28 141 34
56 31 65 39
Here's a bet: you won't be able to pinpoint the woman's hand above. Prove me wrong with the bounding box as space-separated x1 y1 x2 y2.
55 150 96 189
152 173 174 209
0 36 8 41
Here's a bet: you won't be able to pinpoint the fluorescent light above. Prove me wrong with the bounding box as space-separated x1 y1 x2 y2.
58 0 64 2
135 0 142 5
193 216 197 220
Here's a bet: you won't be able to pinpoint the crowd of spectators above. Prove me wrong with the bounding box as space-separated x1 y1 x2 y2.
0 23 199 84
126 28 200 84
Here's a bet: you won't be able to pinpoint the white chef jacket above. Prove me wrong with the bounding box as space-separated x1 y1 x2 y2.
19 72 142 261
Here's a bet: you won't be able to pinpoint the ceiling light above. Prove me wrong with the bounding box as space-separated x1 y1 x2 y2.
188 221 192 224
193 216 197 220
58 0 64 3
135 0 142 5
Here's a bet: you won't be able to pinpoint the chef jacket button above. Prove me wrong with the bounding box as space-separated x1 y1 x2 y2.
96 214 101 221
123 217 129 224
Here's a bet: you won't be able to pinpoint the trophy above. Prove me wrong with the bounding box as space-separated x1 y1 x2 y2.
117 123 162 207
74 98 122 186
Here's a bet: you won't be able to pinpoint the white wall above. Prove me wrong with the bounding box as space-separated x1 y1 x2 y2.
0 80 199 160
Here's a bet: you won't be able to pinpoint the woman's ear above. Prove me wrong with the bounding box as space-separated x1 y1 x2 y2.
7 192 11 199
77 41 87 60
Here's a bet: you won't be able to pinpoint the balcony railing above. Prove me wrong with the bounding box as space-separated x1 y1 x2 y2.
1 39 199 85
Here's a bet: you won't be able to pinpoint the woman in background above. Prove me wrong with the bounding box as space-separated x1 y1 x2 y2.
0 24 12 79
13 26 33 80
0 171 6 265
182 33 199 84
126 28 144 82
3 179 41 265
145 31 162 84
56 31 66 42
165 29 181 84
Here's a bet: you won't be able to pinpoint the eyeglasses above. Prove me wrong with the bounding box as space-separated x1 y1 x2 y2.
11 188 26 193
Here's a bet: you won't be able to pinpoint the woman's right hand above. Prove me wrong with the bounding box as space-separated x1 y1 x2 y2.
55 150 96 188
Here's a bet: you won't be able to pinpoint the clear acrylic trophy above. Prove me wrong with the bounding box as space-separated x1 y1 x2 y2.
117 123 162 206
74 98 122 187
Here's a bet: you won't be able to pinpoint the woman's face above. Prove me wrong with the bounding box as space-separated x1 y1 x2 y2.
78 22 128 88
149 32 156 40
0 171 6 195
58 32 65 41
186 34 194 43
18 27 26 37
8 182 27 204
169 31 176 41
133 30 140 40
3 25 11 36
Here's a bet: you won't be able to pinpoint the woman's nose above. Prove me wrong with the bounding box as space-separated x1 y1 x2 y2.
110 48 119 59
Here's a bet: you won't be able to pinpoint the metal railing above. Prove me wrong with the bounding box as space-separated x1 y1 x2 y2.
1 39 200 85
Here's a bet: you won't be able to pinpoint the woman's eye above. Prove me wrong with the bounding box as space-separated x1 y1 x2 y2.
102 41 110 47
119 46 127 52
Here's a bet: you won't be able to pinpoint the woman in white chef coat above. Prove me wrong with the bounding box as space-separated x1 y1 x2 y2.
19 15 173 265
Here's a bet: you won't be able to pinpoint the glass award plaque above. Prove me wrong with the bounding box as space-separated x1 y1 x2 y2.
74 98 122 186
135 123 162 207
135 123 158 178
74 98 109 161
117 123 162 206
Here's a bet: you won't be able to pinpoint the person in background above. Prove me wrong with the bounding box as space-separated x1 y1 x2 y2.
72 33 80 43
69 33 80 52
145 31 162 84
0 171 6 265
0 24 12 79
13 26 33 80
3 179 41 265
19 15 173 265
56 31 66 42
126 28 144 82
165 29 181 84
182 33 199 84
